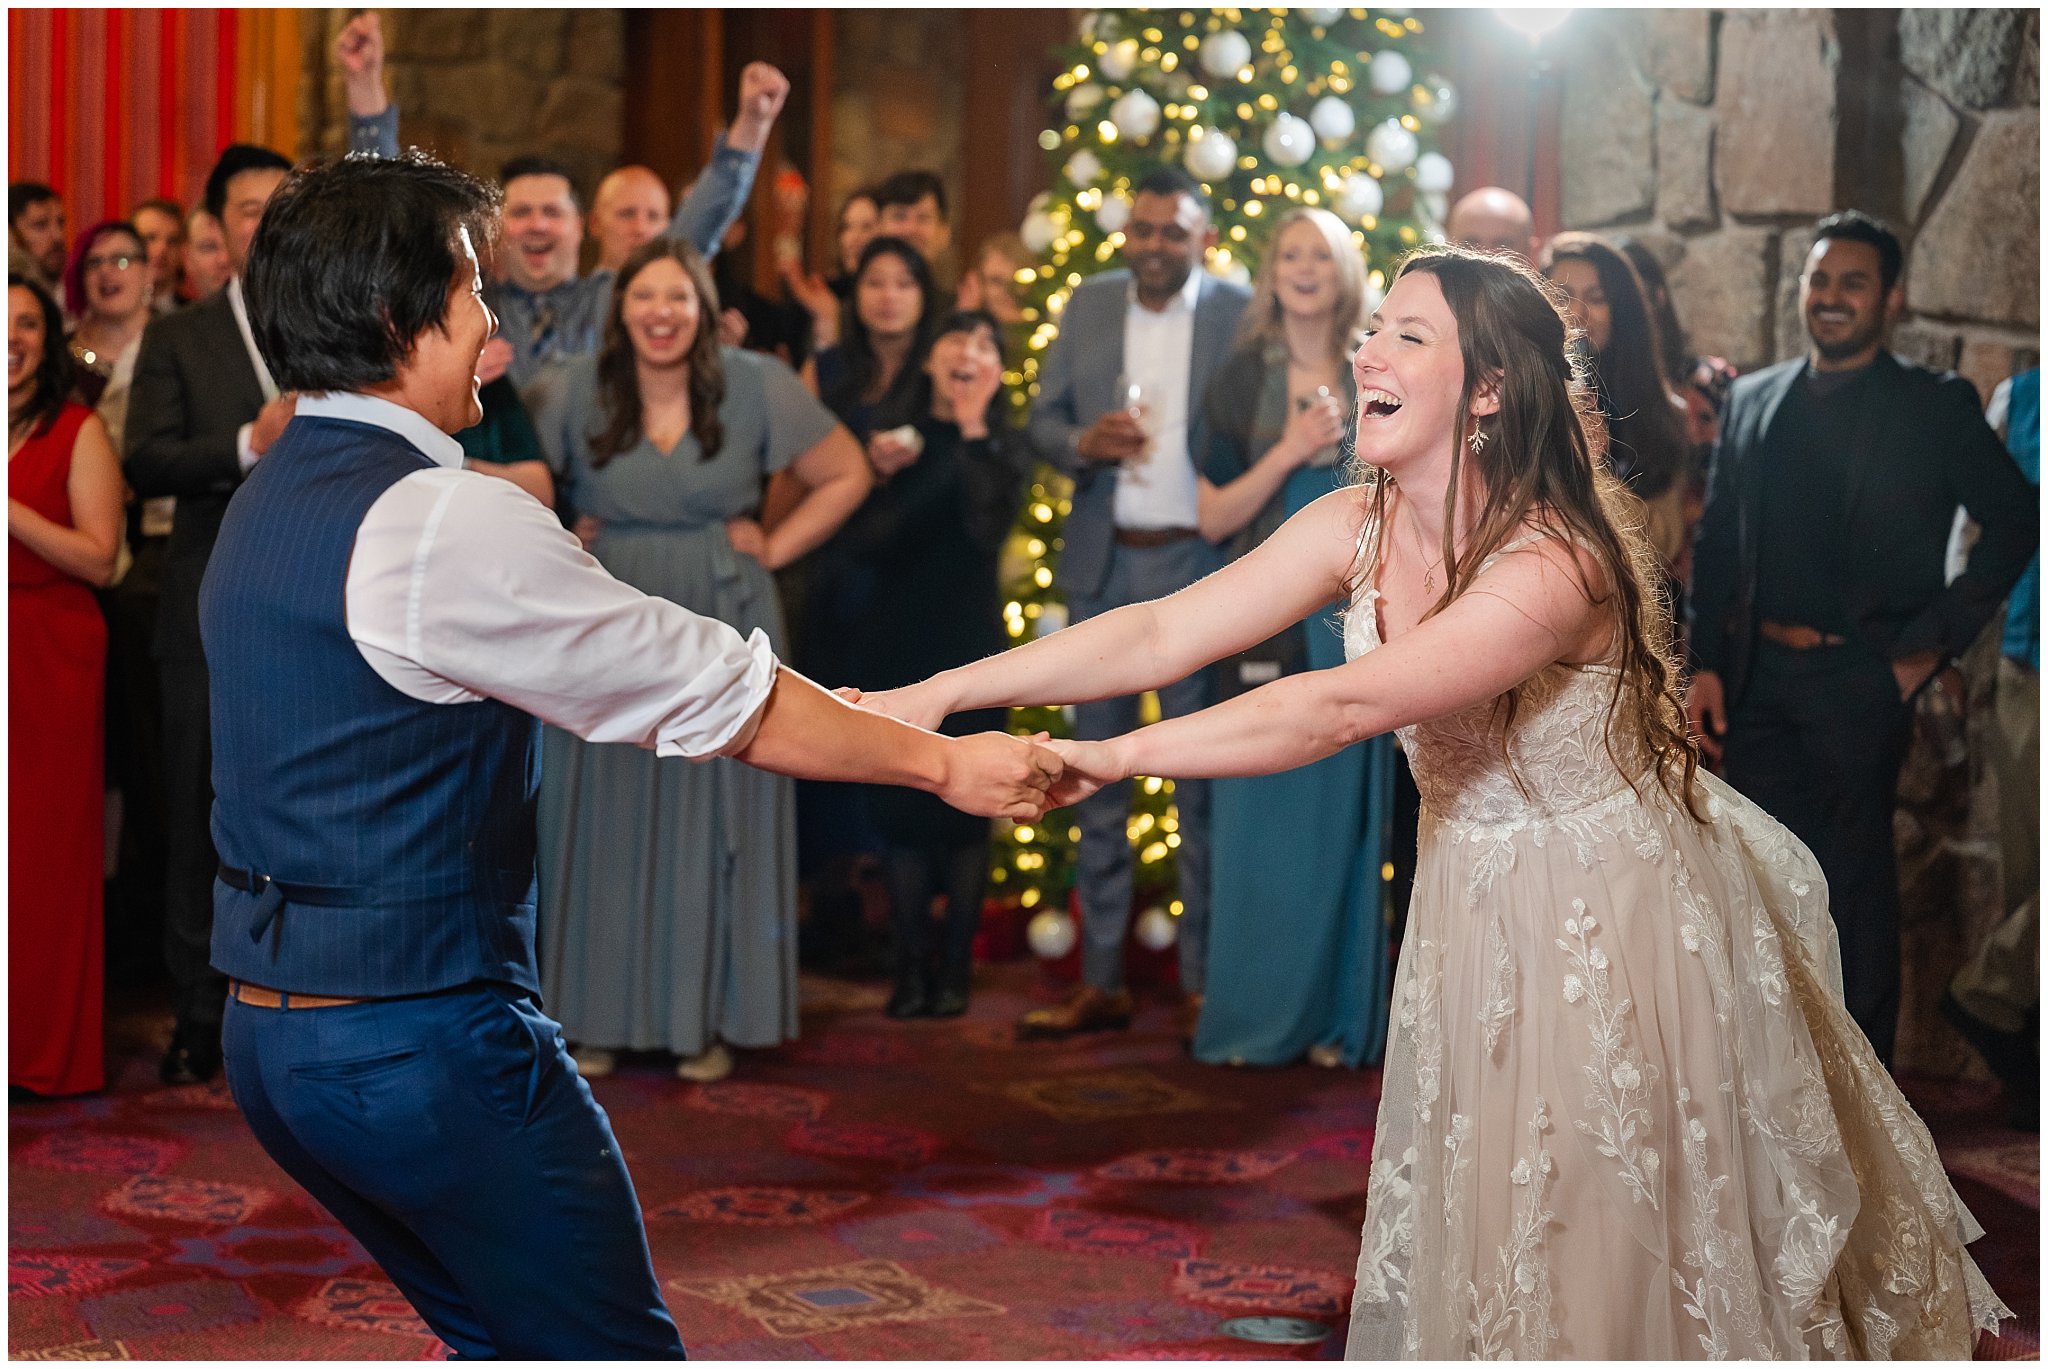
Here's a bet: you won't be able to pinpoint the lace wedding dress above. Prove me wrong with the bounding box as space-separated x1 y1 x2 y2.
1342 528 2009 1359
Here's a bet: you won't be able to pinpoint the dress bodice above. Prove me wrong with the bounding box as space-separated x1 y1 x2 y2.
1343 521 1650 831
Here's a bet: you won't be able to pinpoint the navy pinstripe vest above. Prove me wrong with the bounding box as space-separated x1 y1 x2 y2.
201 415 541 997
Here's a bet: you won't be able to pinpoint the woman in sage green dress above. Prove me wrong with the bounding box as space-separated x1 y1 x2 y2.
530 240 869 1082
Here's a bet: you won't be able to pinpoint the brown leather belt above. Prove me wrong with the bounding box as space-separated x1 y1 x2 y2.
1114 527 1199 548
230 980 371 1010
1760 619 1848 650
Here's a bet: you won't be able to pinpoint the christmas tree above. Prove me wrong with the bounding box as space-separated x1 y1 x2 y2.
990 8 1454 958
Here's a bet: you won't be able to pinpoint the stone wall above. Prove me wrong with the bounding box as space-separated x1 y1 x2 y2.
300 9 626 205
826 10 968 284
1558 9 2039 1078
1558 8 2038 398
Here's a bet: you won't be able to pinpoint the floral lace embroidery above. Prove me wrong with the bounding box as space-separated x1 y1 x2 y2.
1557 902 1661 1209
1467 1100 1559 1359
1353 1146 1416 1308
1672 1087 1767 1358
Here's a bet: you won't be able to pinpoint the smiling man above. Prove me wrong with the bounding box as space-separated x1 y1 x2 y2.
486 62 789 388
1022 166 1249 1045
1686 209 2036 1067
202 149 1057 1361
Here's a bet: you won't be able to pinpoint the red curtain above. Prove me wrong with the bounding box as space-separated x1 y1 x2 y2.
9 9 254 227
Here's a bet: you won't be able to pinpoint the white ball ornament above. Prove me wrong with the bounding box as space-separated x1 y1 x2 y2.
1417 80 1456 125
1095 192 1132 234
1027 910 1078 960
1369 50 1414 96
1335 172 1384 222
1065 149 1104 186
1261 112 1315 168
1020 211 1059 255
1199 29 1252 80
1109 88 1162 141
1065 82 1106 119
1134 905 1179 952
1184 129 1239 181
1366 118 1419 173
1304 7 1346 25
1415 151 1454 193
1099 38 1140 82
1309 95 1356 144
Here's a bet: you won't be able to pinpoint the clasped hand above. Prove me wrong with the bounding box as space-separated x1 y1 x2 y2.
838 685 1128 812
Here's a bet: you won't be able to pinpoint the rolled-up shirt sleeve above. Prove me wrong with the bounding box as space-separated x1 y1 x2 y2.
346 467 777 759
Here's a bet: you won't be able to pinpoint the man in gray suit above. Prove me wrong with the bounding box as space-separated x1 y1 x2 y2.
1023 167 1250 1040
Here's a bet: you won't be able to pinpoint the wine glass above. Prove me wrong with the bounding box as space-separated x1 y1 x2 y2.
1116 372 1154 486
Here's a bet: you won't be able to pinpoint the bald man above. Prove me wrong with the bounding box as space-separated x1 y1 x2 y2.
1445 186 1539 263
590 165 673 274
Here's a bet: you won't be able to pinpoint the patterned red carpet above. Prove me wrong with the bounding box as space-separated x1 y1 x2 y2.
9 965 2039 1359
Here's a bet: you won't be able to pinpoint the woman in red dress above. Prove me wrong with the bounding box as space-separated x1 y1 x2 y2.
9 273 123 1096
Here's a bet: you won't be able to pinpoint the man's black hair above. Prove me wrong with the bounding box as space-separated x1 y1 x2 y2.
1811 210 1904 294
243 151 501 394
8 181 59 231
203 144 293 221
1133 166 1210 218
498 155 582 212
873 169 948 221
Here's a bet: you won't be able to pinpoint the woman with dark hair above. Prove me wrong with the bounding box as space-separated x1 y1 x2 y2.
834 309 1030 1015
64 221 153 426
848 247 2006 1356
1613 234 1739 463
10 273 123 1097
802 235 939 448
530 238 869 1083
1541 232 1693 576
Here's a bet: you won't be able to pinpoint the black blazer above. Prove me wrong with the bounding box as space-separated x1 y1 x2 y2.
1688 351 2037 700
124 290 268 663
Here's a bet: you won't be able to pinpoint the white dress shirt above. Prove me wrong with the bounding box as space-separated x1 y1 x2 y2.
227 275 282 473
300 391 778 760
1113 266 1205 531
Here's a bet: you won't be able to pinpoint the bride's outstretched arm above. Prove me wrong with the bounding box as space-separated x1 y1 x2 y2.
859 489 1365 729
1045 538 1606 802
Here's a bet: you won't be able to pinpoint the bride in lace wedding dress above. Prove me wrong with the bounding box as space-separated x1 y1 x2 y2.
849 246 2007 1358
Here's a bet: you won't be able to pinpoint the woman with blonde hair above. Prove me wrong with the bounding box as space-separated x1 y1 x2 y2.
851 246 2006 1357
1186 206 1396 1066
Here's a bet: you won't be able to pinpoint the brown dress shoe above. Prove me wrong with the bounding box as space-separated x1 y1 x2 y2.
1017 985 1134 1040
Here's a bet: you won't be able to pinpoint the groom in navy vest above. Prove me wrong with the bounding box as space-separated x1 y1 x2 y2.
203 151 1060 1358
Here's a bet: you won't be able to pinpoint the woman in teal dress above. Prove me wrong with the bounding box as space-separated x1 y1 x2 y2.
1191 208 1393 1068
530 240 869 1082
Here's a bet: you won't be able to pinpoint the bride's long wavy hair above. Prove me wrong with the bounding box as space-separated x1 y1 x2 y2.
1346 245 1703 818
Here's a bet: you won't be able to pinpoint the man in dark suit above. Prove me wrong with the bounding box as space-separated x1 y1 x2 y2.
123 18 398 1084
1686 210 2036 1066
1023 167 1250 1040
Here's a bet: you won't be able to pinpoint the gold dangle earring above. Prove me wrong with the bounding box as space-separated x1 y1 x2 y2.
1468 424 1489 456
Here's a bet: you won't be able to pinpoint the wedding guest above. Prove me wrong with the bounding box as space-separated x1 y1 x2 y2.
130 199 186 316
487 63 788 388
9 273 123 1097
588 164 674 274
1542 232 1691 575
1016 167 1247 1041
957 232 1029 325
1443 185 1538 263
1614 235 1737 458
784 187 878 353
873 169 951 269
124 22 399 1084
179 209 231 302
530 239 870 1083
1687 211 2037 1065
64 221 153 423
9 183 67 288
837 310 1030 1016
1192 207 1392 1068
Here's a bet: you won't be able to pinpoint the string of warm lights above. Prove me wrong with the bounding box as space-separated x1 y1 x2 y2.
990 8 1451 952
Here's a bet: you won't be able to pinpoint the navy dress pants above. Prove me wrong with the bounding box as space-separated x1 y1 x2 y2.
223 982 686 1359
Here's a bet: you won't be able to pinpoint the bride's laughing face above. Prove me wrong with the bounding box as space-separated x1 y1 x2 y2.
1350 270 1482 475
